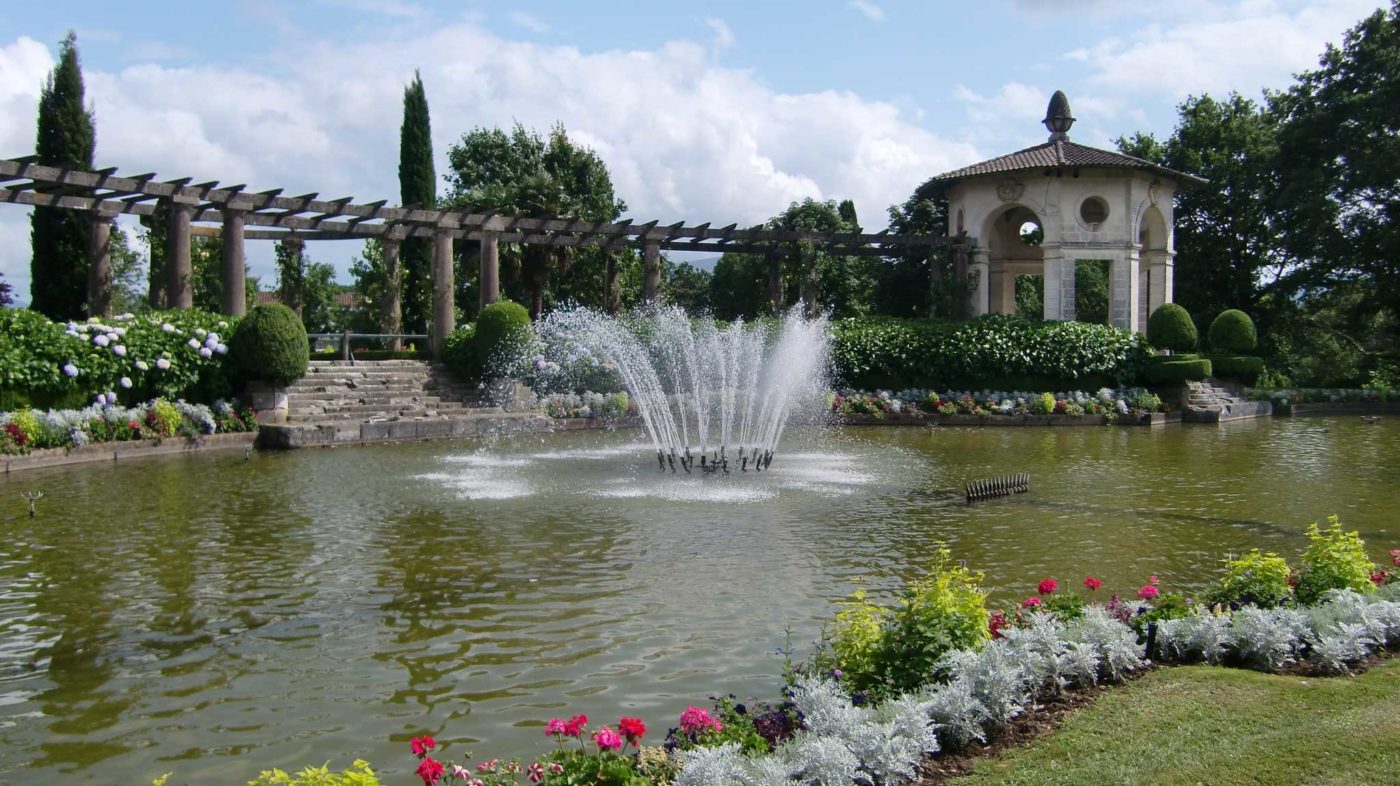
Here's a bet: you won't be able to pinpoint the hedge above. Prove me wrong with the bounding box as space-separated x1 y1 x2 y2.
829 315 1153 391
1209 309 1258 353
1144 355 1213 384
1146 303 1198 352
474 300 533 378
1209 354 1265 380
228 304 309 386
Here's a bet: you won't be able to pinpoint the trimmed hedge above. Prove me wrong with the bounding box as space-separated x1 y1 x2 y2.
1209 309 1258 352
1209 354 1265 380
442 324 478 380
474 300 533 378
228 304 309 386
830 315 1153 391
1146 303 1197 352
1144 355 1213 384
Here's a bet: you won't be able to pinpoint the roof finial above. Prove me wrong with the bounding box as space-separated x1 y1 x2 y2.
1043 90 1075 143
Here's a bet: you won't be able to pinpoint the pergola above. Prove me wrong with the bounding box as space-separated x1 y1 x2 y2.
1 156 963 355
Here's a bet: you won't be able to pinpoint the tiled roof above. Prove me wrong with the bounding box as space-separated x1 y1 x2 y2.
933 140 1206 186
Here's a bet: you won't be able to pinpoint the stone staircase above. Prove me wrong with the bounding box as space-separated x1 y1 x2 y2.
1182 378 1272 423
257 360 552 448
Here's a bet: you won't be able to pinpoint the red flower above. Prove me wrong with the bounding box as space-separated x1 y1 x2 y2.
1288 573 1299 588
415 757 444 786
1391 549 1400 567
563 713 588 737
1370 569 1389 586
1038 578 1058 595
528 762 545 783
1021 596 1042 608
410 735 436 756
618 716 646 745
128 420 141 431
1138 584 1160 600
988 611 1009 639
1083 576 1102 591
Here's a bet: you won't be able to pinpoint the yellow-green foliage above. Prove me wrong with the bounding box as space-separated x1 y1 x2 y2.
1210 550 1293 608
148 398 182 437
8 408 40 444
1296 515 1375 604
829 585 889 683
246 760 380 786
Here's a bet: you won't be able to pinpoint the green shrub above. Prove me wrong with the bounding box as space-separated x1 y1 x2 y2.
442 324 478 380
1146 303 1198 352
242 760 381 786
1209 550 1293 609
1295 515 1375 604
1144 356 1213 384
1132 591 1193 637
1208 309 1257 352
1029 392 1056 415
830 315 1152 390
474 300 534 378
228 304 308 386
1208 354 1265 381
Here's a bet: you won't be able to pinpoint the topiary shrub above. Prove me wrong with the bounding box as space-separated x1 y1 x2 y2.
1144 356 1212 384
1208 309 1257 352
1295 515 1375 604
1208 550 1293 609
228 304 308 386
1146 303 1198 352
1208 354 1265 381
442 324 478 380
473 300 534 378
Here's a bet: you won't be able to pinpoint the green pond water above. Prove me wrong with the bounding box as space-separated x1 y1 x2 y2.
0 417 1396 784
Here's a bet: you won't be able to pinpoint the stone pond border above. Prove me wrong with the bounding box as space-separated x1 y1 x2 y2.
2 432 256 474
836 412 1182 427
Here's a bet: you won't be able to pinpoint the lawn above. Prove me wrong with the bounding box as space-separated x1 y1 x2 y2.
949 658 1400 786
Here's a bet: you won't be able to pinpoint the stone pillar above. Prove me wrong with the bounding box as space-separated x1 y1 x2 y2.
767 253 784 315
431 231 455 359
1137 260 1151 334
968 248 990 317
87 214 113 318
166 202 193 309
603 251 620 314
382 237 403 350
952 243 970 318
1042 247 1075 321
279 236 305 316
1147 250 1174 315
642 240 661 305
479 230 500 310
799 245 819 318
1110 251 1141 332
221 209 246 316
988 262 1016 316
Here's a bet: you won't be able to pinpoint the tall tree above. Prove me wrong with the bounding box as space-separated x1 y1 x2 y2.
30 31 95 319
399 71 435 334
660 259 712 314
879 184 950 317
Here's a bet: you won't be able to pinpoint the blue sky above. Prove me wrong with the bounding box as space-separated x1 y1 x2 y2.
0 1 1386 303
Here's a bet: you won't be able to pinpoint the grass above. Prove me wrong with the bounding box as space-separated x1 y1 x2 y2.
950 658 1400 786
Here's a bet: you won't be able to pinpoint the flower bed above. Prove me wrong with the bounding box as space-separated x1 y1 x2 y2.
829 387 1164 421
236 518 1400 786
0 398 257 454
538 390 635 420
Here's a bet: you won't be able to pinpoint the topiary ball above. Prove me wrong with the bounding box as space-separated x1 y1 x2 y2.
1208 309 1257 352
473 300 534 377
228 303 309 386
1146 303 1198 352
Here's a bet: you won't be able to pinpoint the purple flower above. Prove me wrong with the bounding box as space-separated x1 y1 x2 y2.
161 322 176 333
105 391 118 405
113 344 127 357
198 347 213 358
215 343 228 355
62 363 79 377
188 338 201 349
93 334 110 347
119 376 133 389
156 358 171 370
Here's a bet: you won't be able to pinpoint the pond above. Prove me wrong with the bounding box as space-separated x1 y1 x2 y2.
1 417 1396 783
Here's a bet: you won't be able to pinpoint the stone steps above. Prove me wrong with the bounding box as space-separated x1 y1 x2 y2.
1182 378 1271 423
285 359 497 425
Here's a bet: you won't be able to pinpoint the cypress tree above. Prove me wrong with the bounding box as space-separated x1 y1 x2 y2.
838 199 860 232
398 71 435 334
30 31 96 319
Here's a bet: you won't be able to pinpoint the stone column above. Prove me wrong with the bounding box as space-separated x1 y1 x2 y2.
952 243 970 318
431 231 455 359
603 250 620 314
279 236 305 316
968 248 990 317
382 237 403 350
799 245 819 318
1147 250 1174 315
166 202 194 309
1137 259 1150 334
1041 247 1075 321
221 209 247 316
642 240 662 305
479 230 500 310
1110 251 1141 332
86 214 113 318
988 261 1015 316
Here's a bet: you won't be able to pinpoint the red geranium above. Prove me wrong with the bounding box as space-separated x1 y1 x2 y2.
410 735 435 756
1138 584 1160 600
1038 578 1058 595
1391 549 1400 567
1083 576 1102 591
415 757 444 786
1021 596 1042 608
563 713 588 737
618 716 646 745
1370 569 1390 586
988 610 1009 639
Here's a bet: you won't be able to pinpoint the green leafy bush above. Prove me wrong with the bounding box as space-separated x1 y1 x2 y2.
826 548 989 697
1131 591 1193 636
1208 354 1265 381
1208 309 1257 352
1146 303 1198 352
1144 356 1213 384
474 300 534 378
243 760 381 786
1209 550 1293 609
830 315 1152 390
1029 392 1056 415
442 324 478 380
1295 515 1375 604
228 304 308 386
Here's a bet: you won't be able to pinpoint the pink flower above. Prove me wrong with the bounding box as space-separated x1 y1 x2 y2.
548 763 565 775
1038 578 1058 595
563 714 588 737
1021 596 1043 608
679 706 722 735
415 758 444 786
1138 584 1160 600
528 762 545 783
451 765 471 780
1391 549 1400 567
1370 569 1389 586
593 726 624 751
988 611 1009 639
1083 576 1102 591
545 718 567 736
410 735 435 756
618 716 646 745
1149 574 1160 585
476 760 499 773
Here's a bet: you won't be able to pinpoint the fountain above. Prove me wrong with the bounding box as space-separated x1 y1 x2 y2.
534 305 830 473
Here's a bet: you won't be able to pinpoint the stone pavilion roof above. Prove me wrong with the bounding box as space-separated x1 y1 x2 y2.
932 139 1206 187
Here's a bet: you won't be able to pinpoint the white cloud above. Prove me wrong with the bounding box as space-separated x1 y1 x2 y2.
705 17 736 50
849 1 886 21
0 26 977 293
509 11 551 34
